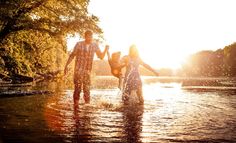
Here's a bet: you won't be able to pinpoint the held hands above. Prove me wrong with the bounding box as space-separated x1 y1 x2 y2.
106 45 110 54
105 45 110 59
105 45 109 51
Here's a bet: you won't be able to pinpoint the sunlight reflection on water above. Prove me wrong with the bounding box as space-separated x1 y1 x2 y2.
0 77 235 142
43 77 236 142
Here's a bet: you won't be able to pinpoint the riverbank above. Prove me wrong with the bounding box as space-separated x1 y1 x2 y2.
1 76 236 98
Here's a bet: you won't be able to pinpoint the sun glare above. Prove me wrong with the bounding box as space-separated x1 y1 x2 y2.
67 0 236 69
67 33 187 69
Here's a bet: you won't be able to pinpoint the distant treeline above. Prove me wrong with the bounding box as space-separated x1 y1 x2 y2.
182 42 236 77
93 42 236 77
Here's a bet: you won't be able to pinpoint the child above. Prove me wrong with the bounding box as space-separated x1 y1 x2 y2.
107 50 126 89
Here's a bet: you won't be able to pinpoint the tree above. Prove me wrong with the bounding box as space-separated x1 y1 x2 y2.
182 50 225 77
181 42 236 77
0 0 102 77
224 42 236 76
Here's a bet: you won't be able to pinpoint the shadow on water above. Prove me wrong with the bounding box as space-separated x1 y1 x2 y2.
73 105 92 142
0 76 236 142
121 104 144 143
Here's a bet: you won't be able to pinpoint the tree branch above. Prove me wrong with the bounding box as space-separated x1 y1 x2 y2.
0 0 47 42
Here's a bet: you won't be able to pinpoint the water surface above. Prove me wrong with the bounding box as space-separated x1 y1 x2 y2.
0 77 236 142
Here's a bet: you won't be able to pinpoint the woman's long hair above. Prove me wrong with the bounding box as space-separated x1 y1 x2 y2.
129 44 139 58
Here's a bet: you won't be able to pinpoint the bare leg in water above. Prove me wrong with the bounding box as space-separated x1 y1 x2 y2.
73 84 81 107
83 74 91 104
137 87 144 105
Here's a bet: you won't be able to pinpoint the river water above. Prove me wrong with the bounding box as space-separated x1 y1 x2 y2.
0 76 236 142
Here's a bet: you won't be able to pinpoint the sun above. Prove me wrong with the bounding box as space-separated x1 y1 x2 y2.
87 0 236 71
134 41 187 70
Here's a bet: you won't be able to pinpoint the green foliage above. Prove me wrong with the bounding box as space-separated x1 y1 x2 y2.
182 43 236 77
223 42 236 76
0 0 102 77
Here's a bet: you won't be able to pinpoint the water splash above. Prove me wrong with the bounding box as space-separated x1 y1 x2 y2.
1 77 236 142
120 65 141 105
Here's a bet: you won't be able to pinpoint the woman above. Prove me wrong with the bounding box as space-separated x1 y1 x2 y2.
121 45 159 105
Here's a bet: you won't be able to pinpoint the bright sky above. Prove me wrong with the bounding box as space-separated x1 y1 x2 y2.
67 0 236 69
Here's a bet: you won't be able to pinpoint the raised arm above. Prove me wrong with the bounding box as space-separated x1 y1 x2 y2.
96 45 109 60
140 60 159 76
107 48 111 61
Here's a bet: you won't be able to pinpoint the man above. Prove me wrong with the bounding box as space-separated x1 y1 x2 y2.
64 30 109 104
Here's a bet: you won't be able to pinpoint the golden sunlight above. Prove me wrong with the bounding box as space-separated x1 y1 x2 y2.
67 0 236 69
67 34 186 69
86 0 236 69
